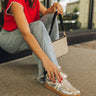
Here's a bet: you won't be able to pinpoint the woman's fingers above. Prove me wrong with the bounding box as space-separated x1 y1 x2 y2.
54 70 61 83
47 71 52 81
57 71 63 80
58 8 63 15
51 73 55 83
50 68 63 83
53 3 63 15
53 4 57 14
47 71 56 82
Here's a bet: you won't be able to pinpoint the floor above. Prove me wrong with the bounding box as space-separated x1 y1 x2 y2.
73 40 96 50
0 40 96 96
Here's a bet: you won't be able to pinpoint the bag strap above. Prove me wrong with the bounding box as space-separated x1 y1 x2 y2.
49 10 65 37
58 14 64 31
49 10 58 36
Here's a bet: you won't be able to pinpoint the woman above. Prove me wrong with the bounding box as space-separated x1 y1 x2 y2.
0 0 80 96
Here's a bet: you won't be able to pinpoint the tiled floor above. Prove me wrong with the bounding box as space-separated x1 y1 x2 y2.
73 40 96 50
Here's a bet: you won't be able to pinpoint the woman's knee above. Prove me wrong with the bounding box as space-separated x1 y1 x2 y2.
30 21 48 38
30 21 45 32
45 13 53 20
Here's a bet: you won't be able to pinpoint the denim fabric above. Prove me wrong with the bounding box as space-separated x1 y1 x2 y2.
0 29 30 53
0 13 60 83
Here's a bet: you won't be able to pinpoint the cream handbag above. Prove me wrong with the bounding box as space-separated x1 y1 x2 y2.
49 11 68 58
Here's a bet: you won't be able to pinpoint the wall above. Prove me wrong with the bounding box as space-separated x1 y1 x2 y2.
79 0 90 29
0 0 2 12
93 0 96 28
66 2 79 13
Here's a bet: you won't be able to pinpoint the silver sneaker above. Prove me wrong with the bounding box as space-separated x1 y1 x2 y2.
44 72 80 96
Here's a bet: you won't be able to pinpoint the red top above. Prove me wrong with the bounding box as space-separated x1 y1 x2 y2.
3 0 40 31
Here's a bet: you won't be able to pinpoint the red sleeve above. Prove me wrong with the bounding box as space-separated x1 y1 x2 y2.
5 0 24 15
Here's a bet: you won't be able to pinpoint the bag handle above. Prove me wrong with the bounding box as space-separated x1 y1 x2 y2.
49 10 65 36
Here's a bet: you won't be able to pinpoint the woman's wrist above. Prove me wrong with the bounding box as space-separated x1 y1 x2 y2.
41 54 48 63
44 6 53 15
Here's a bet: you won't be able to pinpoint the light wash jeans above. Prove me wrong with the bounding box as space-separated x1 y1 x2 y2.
0 14 60 83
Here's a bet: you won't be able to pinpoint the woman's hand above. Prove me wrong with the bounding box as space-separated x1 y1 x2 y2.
50 2 64 15
46 3 63 15
42 57 62 83
40 2 63 16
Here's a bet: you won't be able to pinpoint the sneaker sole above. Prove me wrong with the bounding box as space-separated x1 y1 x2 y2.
44 83 80 96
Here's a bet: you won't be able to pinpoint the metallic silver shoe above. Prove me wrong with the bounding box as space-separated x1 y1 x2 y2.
44 72 80 96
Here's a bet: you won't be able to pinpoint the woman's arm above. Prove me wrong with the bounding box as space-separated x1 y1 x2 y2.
10 3 62 82
39 2 53 15
11 3 46 61
40 2 64 15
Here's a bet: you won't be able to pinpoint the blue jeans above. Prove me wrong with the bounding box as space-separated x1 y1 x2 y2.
0 14 60 83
